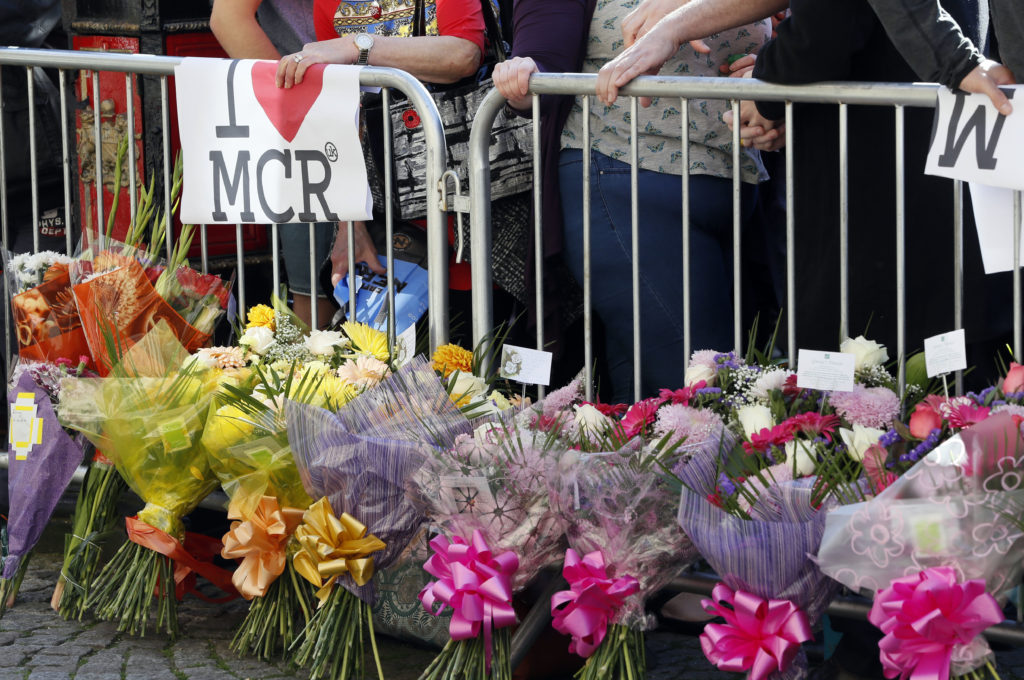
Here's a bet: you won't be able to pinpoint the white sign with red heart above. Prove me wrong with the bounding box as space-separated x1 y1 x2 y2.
175 58 372 225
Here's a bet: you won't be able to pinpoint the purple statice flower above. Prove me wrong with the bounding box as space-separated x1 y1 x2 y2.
880 428 902 447
829 384 900 429
541 379 581 417
653 404 725 454
696 387 723 396
714 351 743 370
977 386 997 403
716 472 737 497
901 427 942 463
1006 391 1024 401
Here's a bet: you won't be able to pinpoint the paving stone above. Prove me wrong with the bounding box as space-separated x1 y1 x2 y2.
25 671 72 680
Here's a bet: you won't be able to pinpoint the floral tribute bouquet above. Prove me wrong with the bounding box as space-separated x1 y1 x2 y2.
5 250 92 366
675 447 839 680
57 322 237 637
816 412 1024 680
283 359 450 680
0 367 88 616
70 233 232 375
408 365 568 680
546 444 700 680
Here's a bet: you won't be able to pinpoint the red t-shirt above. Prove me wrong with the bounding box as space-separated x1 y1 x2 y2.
313 0 486 57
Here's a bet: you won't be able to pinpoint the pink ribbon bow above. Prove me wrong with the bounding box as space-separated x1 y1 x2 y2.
868 567 1003 680
419 530 519 668
700 583 812 680
550 549 640 658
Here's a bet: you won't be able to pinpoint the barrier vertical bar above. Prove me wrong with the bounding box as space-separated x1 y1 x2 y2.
200 224 209 274
895 105 906 399
953 180 964 394
1014 190 1022 361
0 66 8 363
92 71 103 240
681 99 691 365
161 76 173 262
469 91 501 364
126 73 137 223
838 103 849 341
236 223 246 321
731 98 742 354
59 69 73 256
630 96 641 400
582 95 593 402
785 102 795 366
347 222 356 320
383 87 396 347
533 94 545 398
308 222 318 330
272 224 281 295
28 67 40 253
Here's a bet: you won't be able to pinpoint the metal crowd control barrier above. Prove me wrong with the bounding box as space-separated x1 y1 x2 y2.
0 46 451 355
0 47 450 484
467 74 1024 401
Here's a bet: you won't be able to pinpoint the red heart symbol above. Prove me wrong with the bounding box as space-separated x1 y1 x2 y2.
250 61 325 143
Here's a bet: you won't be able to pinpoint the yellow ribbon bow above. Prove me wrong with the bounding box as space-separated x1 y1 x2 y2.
221 495 304 600
292 497 386 602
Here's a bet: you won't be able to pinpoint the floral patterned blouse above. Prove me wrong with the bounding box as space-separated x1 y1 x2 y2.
561 0 770 183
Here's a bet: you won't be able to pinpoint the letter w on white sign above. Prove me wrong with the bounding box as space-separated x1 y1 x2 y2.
925 86 1024 191
175 58 372 224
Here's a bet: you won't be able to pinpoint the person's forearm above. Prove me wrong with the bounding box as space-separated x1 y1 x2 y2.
864 0 981 89
661 0 787 48
329 34 481 84
210 0 280 60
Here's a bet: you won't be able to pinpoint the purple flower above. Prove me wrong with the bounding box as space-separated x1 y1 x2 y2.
829 384 901 429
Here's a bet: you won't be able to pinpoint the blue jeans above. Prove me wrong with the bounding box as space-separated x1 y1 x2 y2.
559 148 757 402
280 222 335 297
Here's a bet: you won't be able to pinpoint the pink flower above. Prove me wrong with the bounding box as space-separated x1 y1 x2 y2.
783 412 840 440
542 379 582 417
658 381 706 406
621 397 661 438
1004 362 1024 393
582 401 628 418
946 403 991 430
862 444 897 494
909 402 943 439
743 422 795 455
829 385 901 429
653 404 724 451
689 349 719 369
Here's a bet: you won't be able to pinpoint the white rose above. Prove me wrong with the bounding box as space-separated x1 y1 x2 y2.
685 364 716 387
840 335 888 371
239 325 274 355
786 441 817 476
736 404 774 438
450 370 488 404
305 329 348 356
839 424 886 462
573 403 612 437
183 353 215 371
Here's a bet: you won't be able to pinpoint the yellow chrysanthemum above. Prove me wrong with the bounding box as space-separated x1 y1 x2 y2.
432 343 473 379
246 304 276 330
342 321 389 362
320 375 361 409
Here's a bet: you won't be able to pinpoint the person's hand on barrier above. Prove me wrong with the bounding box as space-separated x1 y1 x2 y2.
959 59 1015 116
277 39 355 88
724 100 786 152
493 57 539 112
622 0 710 53
330 221 385 288
721 54 756 78
597 20 708 106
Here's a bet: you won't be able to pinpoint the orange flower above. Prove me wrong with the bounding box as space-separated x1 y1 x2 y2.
432 343 473 378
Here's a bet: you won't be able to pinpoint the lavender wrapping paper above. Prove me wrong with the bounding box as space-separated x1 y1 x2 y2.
3 372 84 579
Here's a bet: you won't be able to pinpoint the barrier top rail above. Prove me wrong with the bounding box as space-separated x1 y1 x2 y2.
0 47 452 349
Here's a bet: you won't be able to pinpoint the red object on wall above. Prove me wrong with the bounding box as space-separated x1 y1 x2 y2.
71 34 269 258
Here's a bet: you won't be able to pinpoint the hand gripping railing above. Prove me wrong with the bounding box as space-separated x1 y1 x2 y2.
0 47 451 351
468 73 1024 402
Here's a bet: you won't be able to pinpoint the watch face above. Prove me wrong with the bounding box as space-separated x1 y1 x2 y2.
355 34 374 50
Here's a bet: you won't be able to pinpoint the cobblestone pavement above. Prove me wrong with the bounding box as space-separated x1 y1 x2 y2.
4 544 1024 680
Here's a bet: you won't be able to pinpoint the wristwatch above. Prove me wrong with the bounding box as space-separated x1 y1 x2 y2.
354 33 374 66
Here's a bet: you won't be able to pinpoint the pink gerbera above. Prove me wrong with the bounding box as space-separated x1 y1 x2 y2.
621 397 662 438
658 381 707 406
743 422 795 455
784 412 840 440
946 402 992 430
